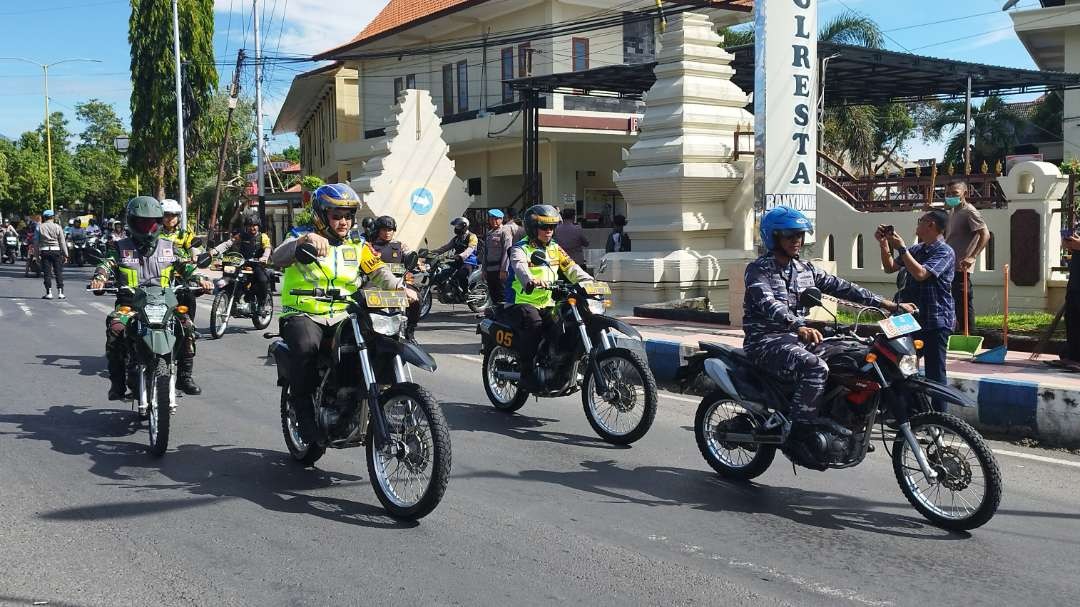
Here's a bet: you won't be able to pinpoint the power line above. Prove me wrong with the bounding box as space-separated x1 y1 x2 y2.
884 3 1038 33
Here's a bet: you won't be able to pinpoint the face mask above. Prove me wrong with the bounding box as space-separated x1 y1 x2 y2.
945 196 962 208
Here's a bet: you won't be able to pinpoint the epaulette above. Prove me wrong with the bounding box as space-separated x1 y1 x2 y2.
289 225 314 238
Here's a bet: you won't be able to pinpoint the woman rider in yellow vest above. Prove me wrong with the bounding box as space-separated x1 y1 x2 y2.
270 183 418 444
505 204 592 391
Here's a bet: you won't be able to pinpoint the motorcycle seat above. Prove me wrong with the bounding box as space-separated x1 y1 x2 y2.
699 341 749 362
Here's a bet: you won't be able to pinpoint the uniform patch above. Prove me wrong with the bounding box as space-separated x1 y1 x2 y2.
359 245 385 274
121 250 137 264
342 248 359 266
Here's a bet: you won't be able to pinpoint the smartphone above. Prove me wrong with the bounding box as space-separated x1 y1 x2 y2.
883 225 895 236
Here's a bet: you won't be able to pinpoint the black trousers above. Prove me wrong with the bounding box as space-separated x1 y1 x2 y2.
915 327 950 412
506 304 554 368
41 251 64 290
485 270 505 305
245 263 269 302
1065 290 1080 362
280 315 335 401
951 271 975 333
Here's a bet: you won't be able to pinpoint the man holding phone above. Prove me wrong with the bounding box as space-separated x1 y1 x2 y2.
1062 222 1080 365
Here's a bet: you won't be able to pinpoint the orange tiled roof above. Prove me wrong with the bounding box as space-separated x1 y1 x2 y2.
346 0 752 47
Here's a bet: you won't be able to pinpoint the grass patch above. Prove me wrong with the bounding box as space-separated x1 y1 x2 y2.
829 309 1059 335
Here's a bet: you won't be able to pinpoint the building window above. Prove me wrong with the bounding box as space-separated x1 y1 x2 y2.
622 13 656 65
457 61 469 113
501 47 514 103
572 38 590 71
518 42 532 77
467 177 482 196
442 64 454 115
394 77 404 101
852 234 864 269
405 73 416 89
984 232 996 271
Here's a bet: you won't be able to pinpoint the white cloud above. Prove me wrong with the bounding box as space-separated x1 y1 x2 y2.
214 0 390 57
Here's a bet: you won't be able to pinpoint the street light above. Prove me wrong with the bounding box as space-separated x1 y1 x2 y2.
113 135 139 197
0 57 102 212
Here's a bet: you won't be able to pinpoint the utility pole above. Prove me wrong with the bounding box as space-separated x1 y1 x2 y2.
964 74 973 176
254 0 266 227
172 0 188 230
43 64 54 212
209 49 246 236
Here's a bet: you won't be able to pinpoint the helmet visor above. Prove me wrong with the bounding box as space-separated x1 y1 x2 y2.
131 217 160 235
775 228 811 240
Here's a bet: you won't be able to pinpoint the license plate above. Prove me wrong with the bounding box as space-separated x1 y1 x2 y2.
581 281 612 296
362 289 408 309
878 313 921 338
388 263 406 276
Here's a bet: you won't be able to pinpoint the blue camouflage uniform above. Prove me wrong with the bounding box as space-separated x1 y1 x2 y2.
742 252 885 420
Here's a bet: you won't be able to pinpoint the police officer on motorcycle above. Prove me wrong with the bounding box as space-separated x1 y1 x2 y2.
270 183 418 444
89 196 213 400
744 206 913 455
431 216 478 298
160 198 197 252
370 215 421 342
505 204 592 392
211 213 273 308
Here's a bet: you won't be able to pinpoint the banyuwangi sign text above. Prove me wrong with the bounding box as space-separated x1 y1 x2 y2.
753 0 818 231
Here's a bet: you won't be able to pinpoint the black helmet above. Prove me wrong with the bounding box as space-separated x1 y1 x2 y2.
374 215 397 233
243 212 261 228
125 195 163 249
523 204 560 241
450 216 469 235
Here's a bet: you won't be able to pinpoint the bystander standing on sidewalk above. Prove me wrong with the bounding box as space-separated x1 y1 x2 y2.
1061 223 1080 365
555 207 590 271
504 207 525 244
877 211 955 411
34 209 68 299
605 214 631 253
945 180 990 332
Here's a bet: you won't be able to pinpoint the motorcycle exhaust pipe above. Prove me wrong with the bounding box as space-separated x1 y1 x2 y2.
713 431 784 445
494 370 521 382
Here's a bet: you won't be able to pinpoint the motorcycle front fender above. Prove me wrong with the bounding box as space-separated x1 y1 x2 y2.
373 333 438 372
143 328 176 356
586 315 642 341
901 376 974 407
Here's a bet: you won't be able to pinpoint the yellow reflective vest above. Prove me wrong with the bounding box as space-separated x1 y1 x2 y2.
280 235 389 317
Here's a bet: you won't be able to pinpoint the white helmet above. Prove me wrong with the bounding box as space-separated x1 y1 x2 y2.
161 198 182 215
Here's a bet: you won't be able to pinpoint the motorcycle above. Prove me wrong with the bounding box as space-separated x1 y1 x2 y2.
267 245 451 520
386 257 433 319
85 234 107 265
418 249 488 313
2 234 17 264
209 251 277 338
89 255 210 456
24 242 40 278
69 232 89 266
477 250 658 445
683 287 1002 531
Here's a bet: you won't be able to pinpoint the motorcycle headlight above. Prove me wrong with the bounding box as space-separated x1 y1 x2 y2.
587 299 607 315
144 303 169 325
898 354 919 377
370 313 405 337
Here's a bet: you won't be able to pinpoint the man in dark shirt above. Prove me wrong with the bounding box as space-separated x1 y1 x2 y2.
1062 224 1080 365
554 207 590 270
878 211 955 411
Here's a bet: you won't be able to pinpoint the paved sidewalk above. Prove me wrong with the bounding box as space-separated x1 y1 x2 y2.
620 316 1080 448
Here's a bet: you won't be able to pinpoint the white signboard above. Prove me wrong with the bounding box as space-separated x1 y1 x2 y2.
754 0 818 232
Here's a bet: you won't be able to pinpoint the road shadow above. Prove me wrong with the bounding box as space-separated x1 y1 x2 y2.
441 400 627 450
459 457 976 540
0 596 91 607
0 405 412 529
420 342 481 356
35 353 109 378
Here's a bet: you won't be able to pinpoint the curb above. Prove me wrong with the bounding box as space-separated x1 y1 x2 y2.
641 338 1080 449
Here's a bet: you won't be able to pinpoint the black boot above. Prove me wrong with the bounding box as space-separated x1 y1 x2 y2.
108 357 127 400
176 357 202 395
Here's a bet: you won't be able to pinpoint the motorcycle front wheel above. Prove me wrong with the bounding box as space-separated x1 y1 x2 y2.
892 412 1003 531
482 345 529 412
252 293 274 329
367 383 451 520
279 385 326 466
582 348 658 445
466 281 489 313
146 357 172 457
209 291 232 339
694 393 776 480
419 288 433 319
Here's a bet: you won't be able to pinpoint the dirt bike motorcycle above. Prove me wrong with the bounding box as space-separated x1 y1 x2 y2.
89 258 210 456
478 252 658 445
684 287 1002 531
2 233 17 264
209 251 276 338
23 242 40 278
69 232 89 266
418 249 488 313
267 245 450 520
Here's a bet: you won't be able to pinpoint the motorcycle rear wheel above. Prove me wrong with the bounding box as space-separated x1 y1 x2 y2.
147 358 172 457
209 292 232 339
279 385 325 466
892 412 1002 531
419 288 433 319
252 293 274 329
694 393 776 480
466 281 489 313
482 345 529 412
367 383 451 520
582 348 657 445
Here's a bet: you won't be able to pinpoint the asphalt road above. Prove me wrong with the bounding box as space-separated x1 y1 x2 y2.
1 262 1078 607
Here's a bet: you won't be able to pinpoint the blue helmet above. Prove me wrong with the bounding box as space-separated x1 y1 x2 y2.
42 209 55 218
311 183 362 237
760 206 813 251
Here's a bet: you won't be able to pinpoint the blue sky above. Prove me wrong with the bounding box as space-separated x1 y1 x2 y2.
0 0 1049 159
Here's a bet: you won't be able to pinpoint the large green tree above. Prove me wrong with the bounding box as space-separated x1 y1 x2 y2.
128 0 218 199
74 100 128 217
926 95 1025 170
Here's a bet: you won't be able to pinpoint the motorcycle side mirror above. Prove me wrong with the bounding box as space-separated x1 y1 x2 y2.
403 250 420 272
295 242 319 265
799 287 823 309
195 252 213 268
530 250 549 267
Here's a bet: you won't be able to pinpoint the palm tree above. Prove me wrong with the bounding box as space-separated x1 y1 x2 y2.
926 95 1025 171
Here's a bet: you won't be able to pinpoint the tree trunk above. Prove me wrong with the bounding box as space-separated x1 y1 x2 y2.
155 163 166 200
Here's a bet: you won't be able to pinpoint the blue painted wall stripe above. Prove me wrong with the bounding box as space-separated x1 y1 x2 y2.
644 339 682 382
977 378 1038 431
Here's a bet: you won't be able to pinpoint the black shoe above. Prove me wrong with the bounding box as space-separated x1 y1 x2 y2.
177 377 202 396
404 327 417 343
108 385 127 401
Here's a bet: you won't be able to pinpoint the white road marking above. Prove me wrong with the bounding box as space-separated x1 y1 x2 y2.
17 303 32 317
447 353 483 363
62 307 87 315
89 302 114 314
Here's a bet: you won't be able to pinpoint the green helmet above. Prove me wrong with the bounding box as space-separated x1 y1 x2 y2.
126 195 164 249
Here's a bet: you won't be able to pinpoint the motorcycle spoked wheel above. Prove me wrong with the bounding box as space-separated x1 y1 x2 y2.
482 345 529 412
466 281 489 314
582 348 658 445
694 393 776 480
146 357 173 457
892 412 1003 531
279 385 326 466
418 288 433 319
367 383 451 520
252 293 274 329
209 291 232 339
